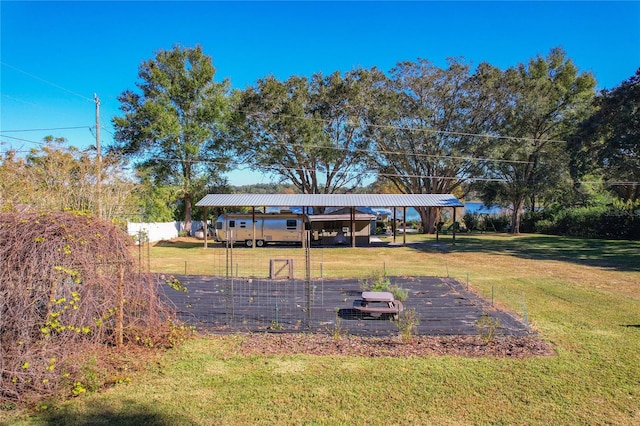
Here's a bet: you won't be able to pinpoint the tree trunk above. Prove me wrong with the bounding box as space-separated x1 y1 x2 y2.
510 196 525 235
184 193 192 234
417 207 438 234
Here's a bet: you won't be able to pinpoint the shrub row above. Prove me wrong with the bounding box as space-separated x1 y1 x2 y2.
529 206 640 240
463 206 639 240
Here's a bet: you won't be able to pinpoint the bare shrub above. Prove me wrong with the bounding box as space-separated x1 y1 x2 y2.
394 308 420 343
0 211 178 404
475 313 502 344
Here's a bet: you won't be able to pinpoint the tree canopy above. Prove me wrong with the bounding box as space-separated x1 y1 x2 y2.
112 45 230 231
570 68 640 202
359 59 509 232
2 46 635 239
476 48 596 233
231 71 370 197
0 137 134 219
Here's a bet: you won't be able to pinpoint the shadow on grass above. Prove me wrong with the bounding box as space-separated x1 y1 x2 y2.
153 240 203 249
154 240 305 250
36 401 196 426
411 234 640 272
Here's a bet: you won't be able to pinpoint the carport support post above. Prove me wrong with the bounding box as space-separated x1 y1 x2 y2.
350 207 356 248
203 206 208 248
393 208 397 244
305 228 311 328
403 207 407 245
252 207 256 249
452 207 457 245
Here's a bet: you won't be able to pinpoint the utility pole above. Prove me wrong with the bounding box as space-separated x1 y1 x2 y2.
94 94 102 218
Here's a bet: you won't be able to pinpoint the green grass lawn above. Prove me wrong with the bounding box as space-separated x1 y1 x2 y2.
5 233 640 425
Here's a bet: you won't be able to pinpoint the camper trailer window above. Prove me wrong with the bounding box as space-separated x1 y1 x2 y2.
229 220 235 228
216 222 222 230
239 221 247 228
286 220 297 229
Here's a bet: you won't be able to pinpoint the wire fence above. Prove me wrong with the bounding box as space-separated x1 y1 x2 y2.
159 241 532 337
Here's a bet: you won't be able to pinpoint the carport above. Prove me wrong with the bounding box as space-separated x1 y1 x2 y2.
195 193 464 248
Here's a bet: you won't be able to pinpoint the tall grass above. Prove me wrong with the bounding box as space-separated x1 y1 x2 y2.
6 234 640 425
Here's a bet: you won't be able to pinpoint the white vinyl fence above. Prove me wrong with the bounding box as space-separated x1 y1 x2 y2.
127 221 208 243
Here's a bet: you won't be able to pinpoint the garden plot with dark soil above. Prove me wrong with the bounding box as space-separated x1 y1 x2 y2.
161 275 534 335
161 274 554 358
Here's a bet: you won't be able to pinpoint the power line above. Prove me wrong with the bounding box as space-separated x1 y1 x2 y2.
122 156 640 186
0 135 50 146
112 135 533 166
4 146 638 186
0 135 94 153
1 61 94 103
98 125 115 136
240 110 568 145
0 126 91 133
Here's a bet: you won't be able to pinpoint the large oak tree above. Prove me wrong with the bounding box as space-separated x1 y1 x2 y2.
479 48 596 233
360 59 507 233
112 45 230 232
232 71 370 199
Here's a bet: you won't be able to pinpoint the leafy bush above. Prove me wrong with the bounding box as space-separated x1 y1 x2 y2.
374 222 388 235
489 214 511 232
360 270 391 292
520 210 554 234
360 271 409 302
529 205 640 240
463 212 480 232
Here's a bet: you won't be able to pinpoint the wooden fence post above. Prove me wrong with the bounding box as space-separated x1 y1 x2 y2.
116 265 124 348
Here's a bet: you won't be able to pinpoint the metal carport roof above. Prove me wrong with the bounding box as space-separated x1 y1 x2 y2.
196 193 464 208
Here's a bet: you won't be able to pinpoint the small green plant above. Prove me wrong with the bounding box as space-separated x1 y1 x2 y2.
330 308 346 341
0 402 16 411
360 271 409 304
394 308 420 343
72 381 87 396
164 275 188 293
389 284 408 302
80 356 105 392
475 313 502 344
360 269 391 292
167 322 196 347
269 320 283 330
135 229 149 245
135 336 155 347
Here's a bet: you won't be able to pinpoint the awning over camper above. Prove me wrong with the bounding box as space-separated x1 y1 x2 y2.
196 193 464 247
196 193 463 208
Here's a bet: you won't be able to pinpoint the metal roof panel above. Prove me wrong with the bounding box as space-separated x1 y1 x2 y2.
196 193 464 208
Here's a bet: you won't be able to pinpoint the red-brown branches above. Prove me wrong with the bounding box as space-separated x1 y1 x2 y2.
0 211 177 403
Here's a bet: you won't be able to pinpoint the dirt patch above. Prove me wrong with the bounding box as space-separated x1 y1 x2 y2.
237 333 556 359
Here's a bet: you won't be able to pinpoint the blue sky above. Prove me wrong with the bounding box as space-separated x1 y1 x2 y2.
2 1 639 185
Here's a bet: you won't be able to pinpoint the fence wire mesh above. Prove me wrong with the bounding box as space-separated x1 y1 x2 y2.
158 238 532 337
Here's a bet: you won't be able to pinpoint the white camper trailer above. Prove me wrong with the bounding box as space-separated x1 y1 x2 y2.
214 212 309 247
